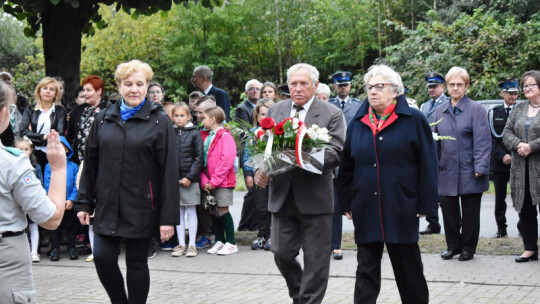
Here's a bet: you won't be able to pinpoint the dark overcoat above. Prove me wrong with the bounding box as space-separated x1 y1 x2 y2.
74 99 179 238
337 95 439 244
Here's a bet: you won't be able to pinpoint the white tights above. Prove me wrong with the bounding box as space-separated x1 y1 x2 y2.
176 206 198 247
29 223 39 254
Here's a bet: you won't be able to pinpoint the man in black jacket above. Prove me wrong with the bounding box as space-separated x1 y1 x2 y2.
489 78 518 238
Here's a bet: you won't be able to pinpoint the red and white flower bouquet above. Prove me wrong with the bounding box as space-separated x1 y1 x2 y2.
235 117 331 176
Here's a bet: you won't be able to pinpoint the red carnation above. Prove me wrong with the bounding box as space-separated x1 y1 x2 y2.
260 117 276 130
274 121 285 135
256 129 265 139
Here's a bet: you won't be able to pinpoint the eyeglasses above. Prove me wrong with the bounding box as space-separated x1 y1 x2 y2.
248 87 261 92
448 83 465 88
148 90 162 94
523 84 538 90
365 83 394 92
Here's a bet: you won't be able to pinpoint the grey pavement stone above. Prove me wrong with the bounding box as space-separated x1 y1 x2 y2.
31 246 540 303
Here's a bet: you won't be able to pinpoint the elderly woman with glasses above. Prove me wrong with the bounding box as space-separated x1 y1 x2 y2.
433 67 491 262
503 70 540 263
337 64 438 304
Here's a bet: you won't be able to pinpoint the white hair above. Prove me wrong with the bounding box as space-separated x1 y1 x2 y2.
315 83 331 98
286 63 319 88
363 64 404 95
245 79 262 92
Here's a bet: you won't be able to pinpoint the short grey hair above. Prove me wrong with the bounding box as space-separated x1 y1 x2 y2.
363 64 404 95
287 63 319 88
245 79 262 92
196 95 217 109
315 83 331 98
194 65 213 82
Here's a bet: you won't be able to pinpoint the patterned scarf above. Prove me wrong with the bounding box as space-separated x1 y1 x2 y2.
368 99 397 135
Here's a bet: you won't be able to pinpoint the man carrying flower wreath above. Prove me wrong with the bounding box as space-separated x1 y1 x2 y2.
255 63 345 304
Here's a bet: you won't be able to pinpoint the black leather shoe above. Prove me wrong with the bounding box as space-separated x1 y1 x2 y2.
420 226 441 235
493 231 507 238
50 248 60 261
458 251 474 261
441 249 461 260
332 250 343 260
68 247 78 260
515 252 538 263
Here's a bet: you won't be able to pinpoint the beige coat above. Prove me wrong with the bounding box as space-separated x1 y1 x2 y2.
503 101 540 212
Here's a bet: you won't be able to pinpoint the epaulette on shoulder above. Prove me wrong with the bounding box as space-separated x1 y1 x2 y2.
5 147 23 156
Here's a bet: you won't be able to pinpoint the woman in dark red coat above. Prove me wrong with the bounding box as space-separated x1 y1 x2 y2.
337 64 438 304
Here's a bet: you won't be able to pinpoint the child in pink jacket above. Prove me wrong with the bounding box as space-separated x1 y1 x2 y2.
200 106 238 255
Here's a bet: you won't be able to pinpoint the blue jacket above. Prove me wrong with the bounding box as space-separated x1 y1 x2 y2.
44 136 79 201
433 95 491 196
337 95 439 244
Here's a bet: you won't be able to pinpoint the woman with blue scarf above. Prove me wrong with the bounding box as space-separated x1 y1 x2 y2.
75 60 179 304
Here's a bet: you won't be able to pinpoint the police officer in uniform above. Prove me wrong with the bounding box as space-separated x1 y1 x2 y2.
329 71 362 125
420 72 449 235
489 78 518 238
327 72 361 260
0 79 67 304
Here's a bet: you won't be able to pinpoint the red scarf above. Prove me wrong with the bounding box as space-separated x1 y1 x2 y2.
368 100 397 135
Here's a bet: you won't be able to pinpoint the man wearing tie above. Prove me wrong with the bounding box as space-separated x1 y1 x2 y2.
489 78 519 238
329 71 362 125
255 63 345 303
419 72 448 235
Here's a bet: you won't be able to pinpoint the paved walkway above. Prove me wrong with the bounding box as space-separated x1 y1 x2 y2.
30 192 538 303
33 245 540 303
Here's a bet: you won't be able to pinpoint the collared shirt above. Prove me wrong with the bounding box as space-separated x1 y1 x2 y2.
35 104 56 152
204 84 213 95
289 97 315 121
0 140 55 233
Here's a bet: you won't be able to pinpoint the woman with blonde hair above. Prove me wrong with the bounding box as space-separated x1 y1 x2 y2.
20 76 67 172
75 60 179 303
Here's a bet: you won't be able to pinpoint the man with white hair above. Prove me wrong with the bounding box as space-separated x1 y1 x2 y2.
235 79 262 125
255 63 345 303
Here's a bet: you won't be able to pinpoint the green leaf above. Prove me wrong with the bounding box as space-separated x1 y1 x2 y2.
50 0 61 6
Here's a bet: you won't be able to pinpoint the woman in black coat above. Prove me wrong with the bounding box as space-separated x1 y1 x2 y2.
75 60 179 304
20 77 67 172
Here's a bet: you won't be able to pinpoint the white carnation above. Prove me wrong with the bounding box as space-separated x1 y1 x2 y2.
307 128 318 140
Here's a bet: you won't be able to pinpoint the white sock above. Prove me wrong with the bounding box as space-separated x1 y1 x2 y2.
176 206 186 247
29 223 39 254
186 206 198 247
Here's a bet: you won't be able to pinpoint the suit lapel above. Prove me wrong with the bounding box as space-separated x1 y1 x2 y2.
305 98 320 126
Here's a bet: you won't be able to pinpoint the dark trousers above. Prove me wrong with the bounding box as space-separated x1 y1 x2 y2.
331 179 342 250
252 187 271 238
493 171 510 231
272 189 332 304
34 149 47 176
238 188 259 231
355 242 428 304
440 193 482 253
519 175 539 252
196 200 212 237
93 233 150 304
50 209 77 249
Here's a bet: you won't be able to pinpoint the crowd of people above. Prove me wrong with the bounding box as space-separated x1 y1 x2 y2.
1 59 540 303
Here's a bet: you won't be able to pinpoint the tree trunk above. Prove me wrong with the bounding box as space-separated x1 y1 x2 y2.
41 1 87 102
274 0 283 84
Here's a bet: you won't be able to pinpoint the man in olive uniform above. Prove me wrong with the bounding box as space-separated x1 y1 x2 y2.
488 78 518 238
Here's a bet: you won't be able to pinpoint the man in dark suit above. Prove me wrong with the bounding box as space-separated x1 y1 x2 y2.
489 78 518 238
255 63 345 303
192 65 231 121
419 72 448 235
236 79 262 231
329 71 362 125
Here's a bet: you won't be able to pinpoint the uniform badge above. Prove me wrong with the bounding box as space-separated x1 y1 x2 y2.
22 173 36 184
